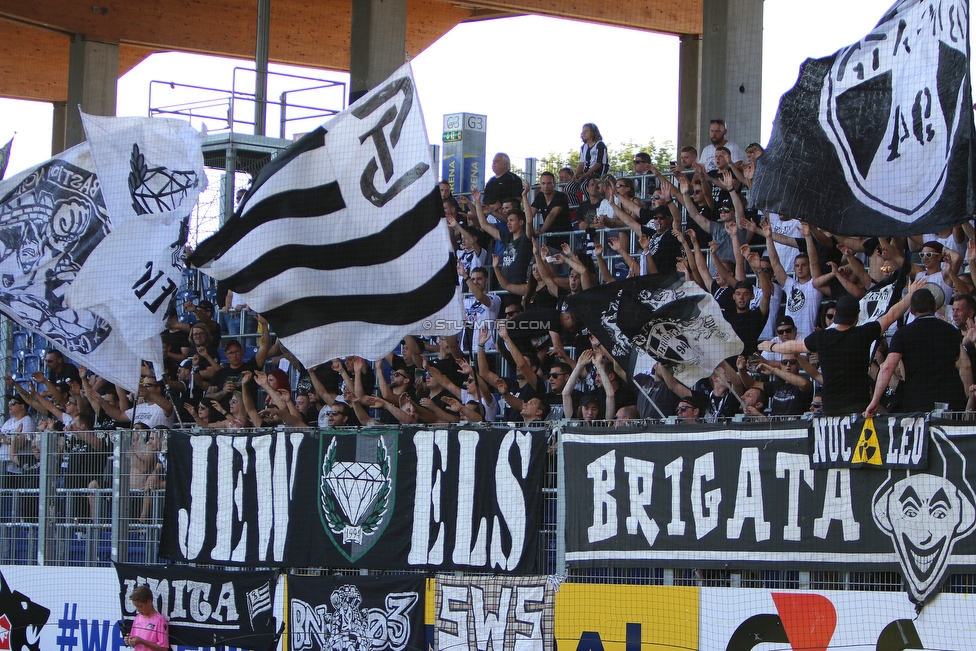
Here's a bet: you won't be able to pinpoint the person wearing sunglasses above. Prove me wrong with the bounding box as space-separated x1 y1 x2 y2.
675 394 708 422
910 241 956 315
765 316 798 362
736 353 811 417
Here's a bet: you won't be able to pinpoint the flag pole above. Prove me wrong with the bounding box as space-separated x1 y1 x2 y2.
630 375 669 420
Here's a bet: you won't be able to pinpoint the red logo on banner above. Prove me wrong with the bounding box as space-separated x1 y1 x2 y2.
771 593 837 651
0 613 12 651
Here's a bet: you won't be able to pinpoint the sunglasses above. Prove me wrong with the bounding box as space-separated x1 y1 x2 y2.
549 373 564 379
676 405 693 413
811 402 823 409
919 251 939 258
464 378 476 384
141 383 157 388
825 312 836 320
781 359 799 365
327 410 345 416
776 328 794 335
718 207 731 213
392 372 409 379
504 312 519 317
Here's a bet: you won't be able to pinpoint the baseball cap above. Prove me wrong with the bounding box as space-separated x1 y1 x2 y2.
775 316 796 329
733 281 752 292
834 294 860 325
579 394 599 407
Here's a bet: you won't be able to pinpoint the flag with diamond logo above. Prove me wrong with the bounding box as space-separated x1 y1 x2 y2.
318 431 398 562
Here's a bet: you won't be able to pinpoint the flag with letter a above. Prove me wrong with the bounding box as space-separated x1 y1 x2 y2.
751 0 975 236
189 62 463 366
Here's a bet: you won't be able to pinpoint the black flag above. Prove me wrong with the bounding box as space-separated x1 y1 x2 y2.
751 0 975 236
565 273 742 387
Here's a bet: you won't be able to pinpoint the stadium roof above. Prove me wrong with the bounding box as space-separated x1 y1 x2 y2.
0 0 703 103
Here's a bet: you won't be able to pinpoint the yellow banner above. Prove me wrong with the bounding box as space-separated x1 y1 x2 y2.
554 584 699 651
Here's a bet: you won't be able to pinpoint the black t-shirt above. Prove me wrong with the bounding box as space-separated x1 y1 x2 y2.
211 359 261 409
763 376 809 416
532 191 571 233
643 230 682 275
889 316 966 411
804 321 882 415
497 230 533 285
634 374 680 419
725 308 767 356
484 172 524 206
574 200 601 228
162 329 191 356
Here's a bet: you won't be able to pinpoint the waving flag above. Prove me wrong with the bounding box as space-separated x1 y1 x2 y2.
188 62 462 366
751 0 975 236
566 273 743 387
66 113 206 381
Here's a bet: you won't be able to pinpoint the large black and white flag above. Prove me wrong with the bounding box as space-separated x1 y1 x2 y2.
0 138 11 180
67 113 206 383
188 62 463 366
566 274 742 387
751 0 975 236
0 141 140 390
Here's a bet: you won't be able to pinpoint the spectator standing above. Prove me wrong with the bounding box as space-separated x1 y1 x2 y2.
125 585 169 651
484 153 524 206
567 123 608 203
700 118 744 173
866 288 971 415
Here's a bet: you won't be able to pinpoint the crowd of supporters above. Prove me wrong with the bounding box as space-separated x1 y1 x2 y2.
4 117 975 468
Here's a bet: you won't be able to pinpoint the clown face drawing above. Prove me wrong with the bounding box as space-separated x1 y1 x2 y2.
873 429 976 604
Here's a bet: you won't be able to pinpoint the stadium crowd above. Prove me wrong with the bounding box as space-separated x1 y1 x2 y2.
3 117 975 480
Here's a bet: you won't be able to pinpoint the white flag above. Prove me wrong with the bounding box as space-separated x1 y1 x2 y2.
189 62 462 366
65 114 206 384
0 142 143 390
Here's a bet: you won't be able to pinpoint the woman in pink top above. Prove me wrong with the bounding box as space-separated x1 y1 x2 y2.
125 585 169 651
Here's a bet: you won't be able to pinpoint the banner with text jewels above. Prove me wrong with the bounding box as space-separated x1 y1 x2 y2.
560 419 976 606
161 426 547 573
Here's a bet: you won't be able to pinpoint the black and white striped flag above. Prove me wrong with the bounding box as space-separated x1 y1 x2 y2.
189 63 462 366
0 137 11 180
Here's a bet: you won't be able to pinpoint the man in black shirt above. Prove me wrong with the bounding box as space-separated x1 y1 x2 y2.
484 153 524 206
866 286 970 415
725 247 772 355
206 335 270 409
527 171 571 234
761 278 923 416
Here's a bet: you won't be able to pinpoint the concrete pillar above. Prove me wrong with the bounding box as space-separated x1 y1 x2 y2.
52 102 67 155
678 34 702 152
349 0 407 103
65 35 119 148
254 0 271 136
700 0 763 150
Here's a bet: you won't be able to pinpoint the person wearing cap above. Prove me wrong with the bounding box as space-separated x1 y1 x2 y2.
765 316 798 362
676 393 708 421
866 283 971 416
760 277 926 416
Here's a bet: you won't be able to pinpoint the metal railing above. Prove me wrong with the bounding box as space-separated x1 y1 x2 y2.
148 67 345 139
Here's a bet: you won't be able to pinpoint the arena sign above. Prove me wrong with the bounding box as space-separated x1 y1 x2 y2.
161 427 546 573
561 422 976 605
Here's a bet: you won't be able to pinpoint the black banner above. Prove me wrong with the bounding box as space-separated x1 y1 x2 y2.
562 422 976 605
160 426 547 572
288 575 424 651
114 563 278 650
810 414 929 469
